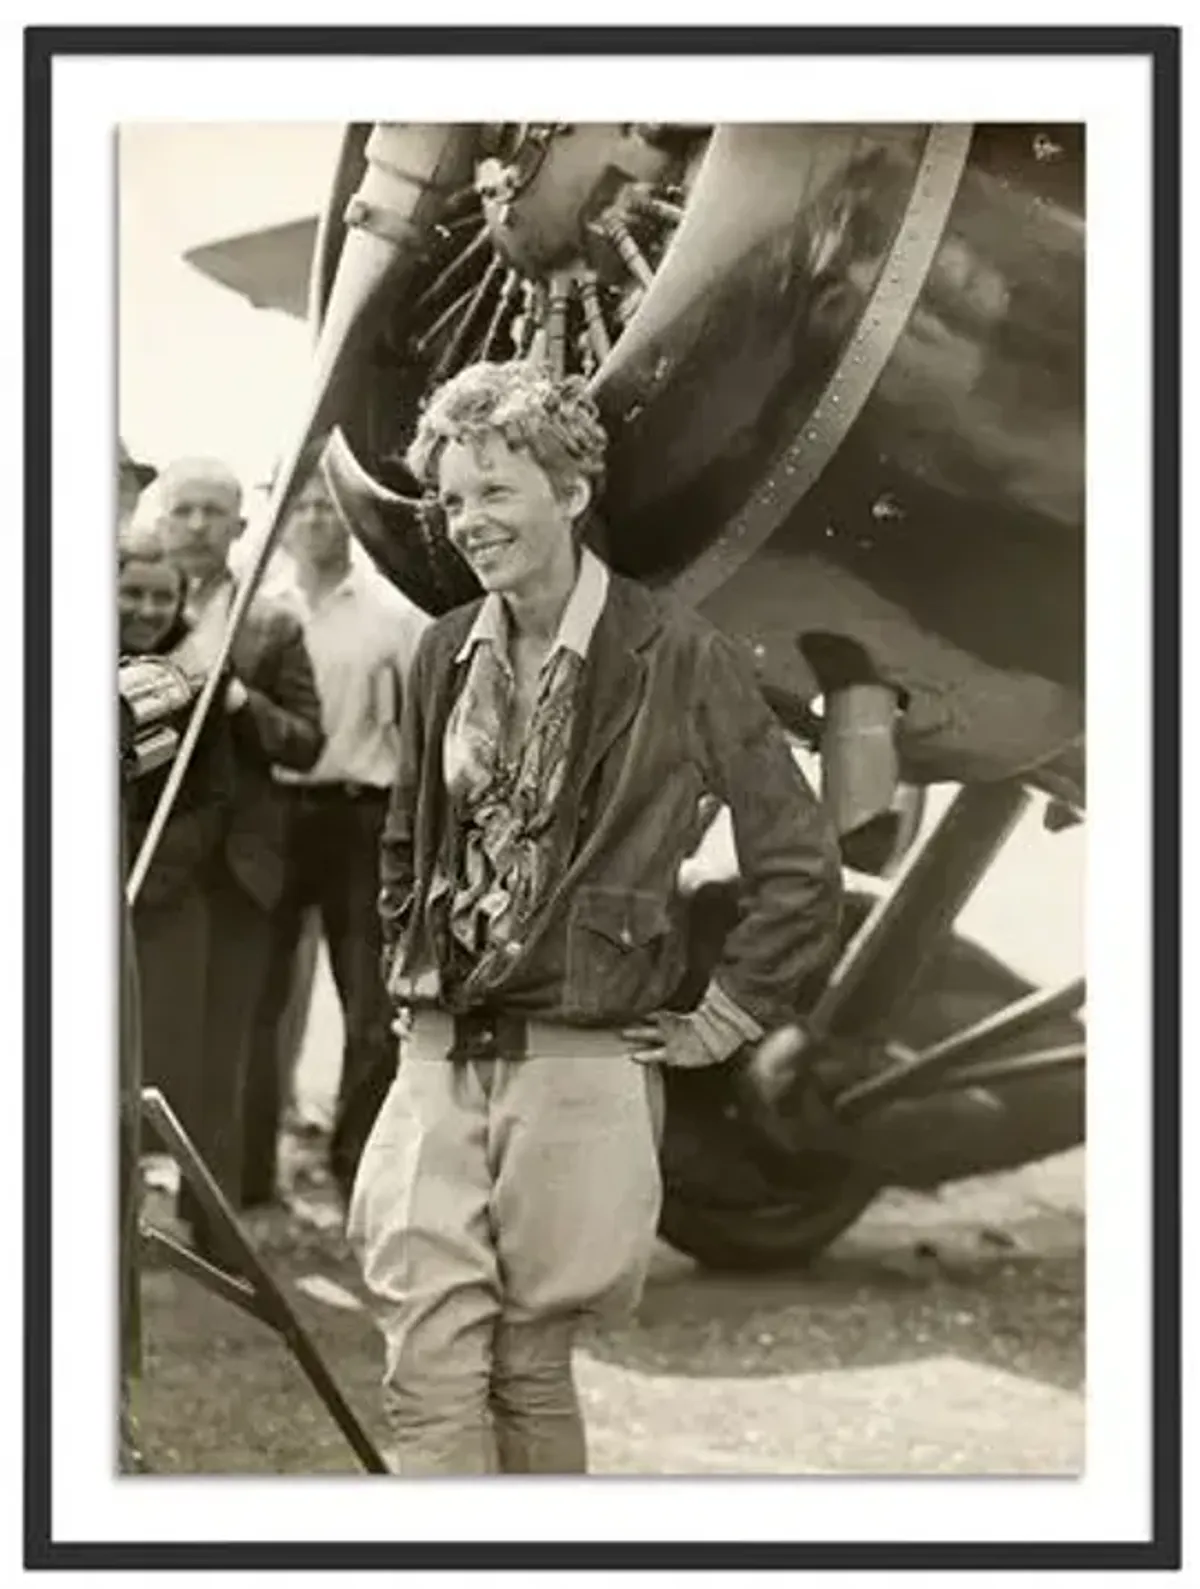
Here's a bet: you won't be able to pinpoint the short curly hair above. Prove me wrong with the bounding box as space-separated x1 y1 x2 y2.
406 361 608 500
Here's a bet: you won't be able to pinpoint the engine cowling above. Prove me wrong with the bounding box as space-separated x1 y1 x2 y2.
315 121 1084 802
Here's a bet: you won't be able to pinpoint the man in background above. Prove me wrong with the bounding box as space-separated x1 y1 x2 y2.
244 462 430 1210
153 456 325 1258
118 439 156 538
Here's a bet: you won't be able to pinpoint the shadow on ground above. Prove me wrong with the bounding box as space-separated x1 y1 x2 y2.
582 1239 1084 1392
133 1146 1084 1473
135 1221 1082 1474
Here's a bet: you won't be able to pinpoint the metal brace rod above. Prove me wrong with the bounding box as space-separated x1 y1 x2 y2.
912 975 1085 1070
840 1041 1085 1115
812 780 1032 1042
140 1226 264 1316
833 975 1087 1118
929 1042 1084 1094
140 1088 389 1474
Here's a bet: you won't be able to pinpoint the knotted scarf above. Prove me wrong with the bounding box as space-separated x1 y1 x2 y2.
443 634 584 997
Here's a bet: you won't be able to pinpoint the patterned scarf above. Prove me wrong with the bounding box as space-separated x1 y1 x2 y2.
443 633 584 997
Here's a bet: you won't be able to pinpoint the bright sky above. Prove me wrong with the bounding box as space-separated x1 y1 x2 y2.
118 122 342 488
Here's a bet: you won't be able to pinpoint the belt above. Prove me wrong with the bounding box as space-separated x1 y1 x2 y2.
407 1006 626 1062
286 780 389 803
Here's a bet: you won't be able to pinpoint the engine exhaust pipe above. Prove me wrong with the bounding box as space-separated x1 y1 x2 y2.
126 124 474 905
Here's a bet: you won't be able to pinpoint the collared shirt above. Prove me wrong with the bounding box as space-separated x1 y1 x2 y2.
396 548 610 1006
452 545 610 671
383 569 843 1041
278 563 430 790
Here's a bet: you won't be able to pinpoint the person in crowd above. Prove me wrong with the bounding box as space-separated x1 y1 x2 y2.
119 531 238 1207
243 462 430 1209
347 362 844 1475
118 440 156 538
148 456 325 1260
119 528 186 656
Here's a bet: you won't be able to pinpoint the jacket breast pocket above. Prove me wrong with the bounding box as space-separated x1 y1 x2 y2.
564 886 681 1022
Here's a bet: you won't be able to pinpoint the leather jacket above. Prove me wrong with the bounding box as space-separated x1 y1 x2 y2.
380 572 843 1031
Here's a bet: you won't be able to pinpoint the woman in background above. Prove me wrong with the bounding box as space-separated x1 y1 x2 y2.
120 534 238 1240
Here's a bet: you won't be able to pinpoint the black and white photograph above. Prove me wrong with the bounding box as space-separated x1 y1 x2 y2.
24 18 1180 1573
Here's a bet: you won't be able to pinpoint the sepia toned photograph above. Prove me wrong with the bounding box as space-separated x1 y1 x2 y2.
27 21 1178 1575
119 112 1088 1477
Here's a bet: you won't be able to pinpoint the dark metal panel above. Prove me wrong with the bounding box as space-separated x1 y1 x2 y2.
183 217 318 317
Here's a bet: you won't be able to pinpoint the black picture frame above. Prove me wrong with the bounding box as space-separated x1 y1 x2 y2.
24 22 1181 1573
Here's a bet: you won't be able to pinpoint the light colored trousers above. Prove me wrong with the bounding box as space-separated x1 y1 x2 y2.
347 1009 664 1475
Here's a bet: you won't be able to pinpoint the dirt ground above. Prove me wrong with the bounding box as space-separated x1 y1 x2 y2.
131 1147 1084 1476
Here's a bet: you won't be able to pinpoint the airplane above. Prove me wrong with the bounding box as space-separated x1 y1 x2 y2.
169 121 1085 1274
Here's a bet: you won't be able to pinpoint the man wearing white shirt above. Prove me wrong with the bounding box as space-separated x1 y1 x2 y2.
244 467 431 1206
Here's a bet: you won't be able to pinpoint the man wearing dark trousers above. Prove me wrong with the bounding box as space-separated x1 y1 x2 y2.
244 465 430 1207
152 456 326 1264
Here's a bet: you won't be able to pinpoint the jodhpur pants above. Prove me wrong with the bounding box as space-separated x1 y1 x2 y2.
347 1010 665 1475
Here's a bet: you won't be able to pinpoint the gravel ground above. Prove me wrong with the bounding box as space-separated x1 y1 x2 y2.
133 1147 1084 1474
586 1150 1084 1390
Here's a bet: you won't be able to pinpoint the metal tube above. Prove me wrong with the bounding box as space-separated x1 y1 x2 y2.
579 270 612 364
837 1041 1084 1115
635 193 685 225
431 254 503 382
836 982 1085 1116
546 270 572 378
602 214 656 288
411 223 491 313
412 283 477 356
528 330 548 367
821 681 901 839
141 1088 389 1474
512 280 539 359
809 780 1032 1041
914 976 1085 1072
140 1226 263 1315
479 268 521 360
118 812 148 1469
931 1043 1085 1093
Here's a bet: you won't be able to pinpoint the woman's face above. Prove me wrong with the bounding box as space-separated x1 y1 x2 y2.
119 558 183 652
436 434 586 600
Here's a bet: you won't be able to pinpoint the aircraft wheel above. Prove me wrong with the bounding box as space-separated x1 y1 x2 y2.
658 1172 879 1274
655 1052 881 1273
656 889 1083 1272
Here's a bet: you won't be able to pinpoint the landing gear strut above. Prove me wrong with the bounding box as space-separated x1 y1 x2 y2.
659 783 1085 1271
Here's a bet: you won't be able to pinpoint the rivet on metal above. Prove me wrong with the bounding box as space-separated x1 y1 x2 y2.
670 122 973 608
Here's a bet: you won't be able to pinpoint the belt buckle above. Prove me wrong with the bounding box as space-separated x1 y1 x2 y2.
453 1012 499 1062
471 1014 500 1059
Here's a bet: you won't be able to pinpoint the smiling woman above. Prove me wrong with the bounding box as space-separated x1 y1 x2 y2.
437 437 585 600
